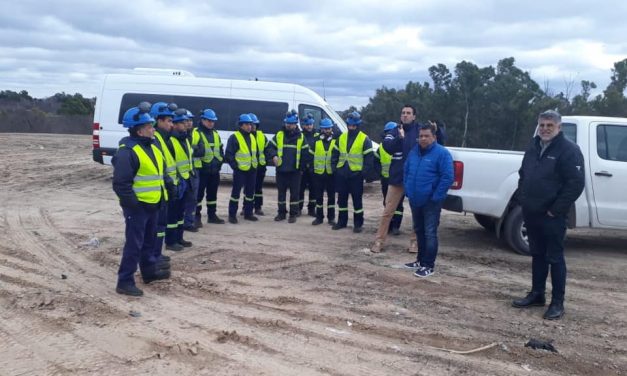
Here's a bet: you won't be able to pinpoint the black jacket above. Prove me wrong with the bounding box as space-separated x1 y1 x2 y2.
225 130 257 172
382 122 420 186
112 135 167 211
266 128 312 173
330 129 374 179
518 132 585 217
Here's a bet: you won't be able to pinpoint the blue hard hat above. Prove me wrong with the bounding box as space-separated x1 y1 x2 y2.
248 113 260 124
186 109 194 118
172 108 189 123
283 109 299 124
319 118 333 129
150 102 178 117
238 113 253 124
122 102 155 128
346 111 362 125
200 108 218 121
384 121 398 132
301 114 315 126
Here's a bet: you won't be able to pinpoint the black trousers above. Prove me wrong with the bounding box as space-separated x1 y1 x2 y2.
229 169 256 217
299 169 316 212
381 177 404 230
276 171 301 216
255 166 266 210
525 213 568 301
313 173 335 220
336 174 364 227
197 170 220 217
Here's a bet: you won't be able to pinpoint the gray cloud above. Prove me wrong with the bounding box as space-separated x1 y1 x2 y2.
1 0 625 110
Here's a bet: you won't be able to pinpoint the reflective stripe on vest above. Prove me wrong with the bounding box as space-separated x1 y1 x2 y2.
234 131 258 171
171 137 192 180
313 139 336 175
154 132 178 185
130 144 166 204
195 128 223 167
255 131 267 166
276 131 303 169
378 145 392 178
337 131 367 172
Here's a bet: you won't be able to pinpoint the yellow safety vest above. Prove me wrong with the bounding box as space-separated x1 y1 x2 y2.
255 131 267 166
193 128 223 167
171 136 193 180
276 131 304 169
378 145 392 178
234 131 258 171
125 143 167 204
154 131 178 186
313 139 336 175
337 131 369 172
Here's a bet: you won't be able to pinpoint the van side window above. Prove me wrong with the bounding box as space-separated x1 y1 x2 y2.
597 124 627 162
298 104 331 127
119 93 288 133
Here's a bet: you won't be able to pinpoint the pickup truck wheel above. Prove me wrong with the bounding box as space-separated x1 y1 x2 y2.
474 214 496 232
503 206 530 256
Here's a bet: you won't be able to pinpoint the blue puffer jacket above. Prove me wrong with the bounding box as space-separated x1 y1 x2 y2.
403 142 454 207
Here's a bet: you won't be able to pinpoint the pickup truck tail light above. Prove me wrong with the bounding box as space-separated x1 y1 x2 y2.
92 122 100 149
451 161 463 190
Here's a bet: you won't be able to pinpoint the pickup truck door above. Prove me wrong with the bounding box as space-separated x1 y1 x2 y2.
589 121 627 227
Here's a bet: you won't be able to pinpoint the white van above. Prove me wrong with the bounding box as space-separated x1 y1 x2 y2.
92 68 348 176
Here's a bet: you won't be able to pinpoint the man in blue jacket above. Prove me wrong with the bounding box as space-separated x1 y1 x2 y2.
512 110 585 320
403 122 453 277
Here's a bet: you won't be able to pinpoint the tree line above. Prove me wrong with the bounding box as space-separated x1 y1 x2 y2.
344 57 627 150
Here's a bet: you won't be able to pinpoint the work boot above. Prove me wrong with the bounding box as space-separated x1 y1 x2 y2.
208 215 225 224
166 243 184 252
407 239 418 253
543 300 565 320
157 260 170 270
244 214 258 221
288 216 297 223
311 218 324 225
512 291 546 308
391 228 401 236
182 224 198 233
307 207 316 217
194 215 203 229
116 285 143 296
142 270 171 284
274 213 286 221
370 240 382 253
332 223 347 230
353 226 363 233
254 208 265 216
228 216 238 224
328 219 336 226
179 239 192 247
160 255 171 262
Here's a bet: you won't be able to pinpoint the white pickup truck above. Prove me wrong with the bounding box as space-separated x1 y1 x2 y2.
443 116 627 255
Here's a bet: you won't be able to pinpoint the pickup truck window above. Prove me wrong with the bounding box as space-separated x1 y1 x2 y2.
597 124 627 162
561 122 576 143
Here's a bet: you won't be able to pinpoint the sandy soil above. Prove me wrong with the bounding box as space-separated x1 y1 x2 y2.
0 133 625 376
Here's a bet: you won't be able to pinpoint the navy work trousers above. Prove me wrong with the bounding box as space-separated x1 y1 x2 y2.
229 169 256 217
118 206 158 288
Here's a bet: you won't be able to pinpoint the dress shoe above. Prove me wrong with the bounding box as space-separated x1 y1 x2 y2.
512 291 546 308
543 300 564 320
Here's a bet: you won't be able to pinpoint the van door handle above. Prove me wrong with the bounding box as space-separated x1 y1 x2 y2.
594 171 613 177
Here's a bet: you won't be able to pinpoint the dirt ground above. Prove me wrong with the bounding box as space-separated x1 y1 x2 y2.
0 133 625 376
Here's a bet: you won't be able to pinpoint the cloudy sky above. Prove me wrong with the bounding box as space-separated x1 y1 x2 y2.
2 0 626 111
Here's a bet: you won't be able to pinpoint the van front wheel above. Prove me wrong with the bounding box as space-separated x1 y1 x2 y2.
503 206 530 256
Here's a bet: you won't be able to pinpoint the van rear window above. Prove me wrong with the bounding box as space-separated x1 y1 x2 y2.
119 93 289 134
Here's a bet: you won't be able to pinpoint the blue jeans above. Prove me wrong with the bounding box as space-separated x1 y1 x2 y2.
410 200 442 269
